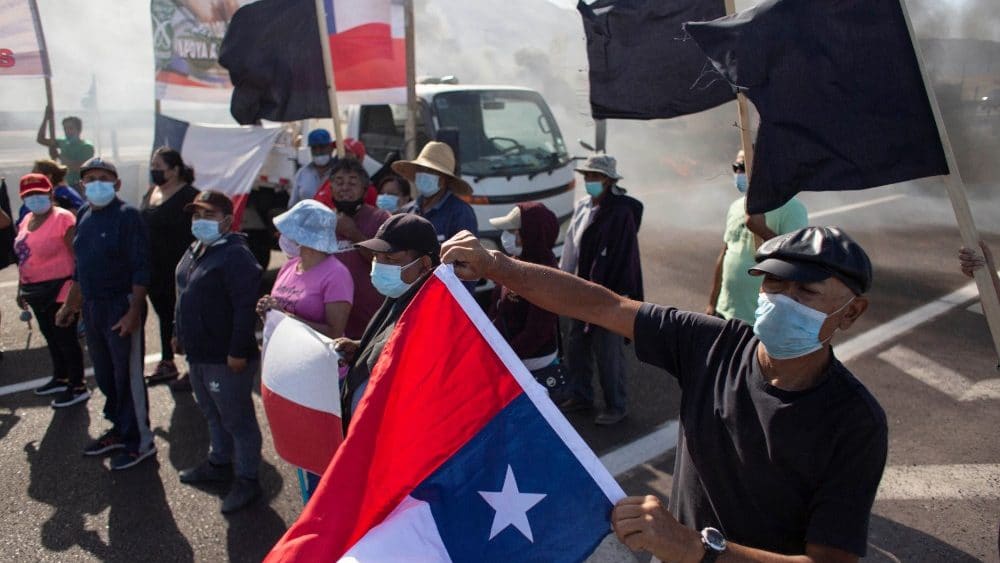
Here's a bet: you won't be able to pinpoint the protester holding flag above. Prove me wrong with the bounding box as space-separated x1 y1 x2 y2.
339 214 440 426
15 174 87 408
56 157 156 471
707 150 808 324
443 226 887 560
35 111 94 188
558 155 643 425
142 148 200 390
288 129 336 208
174 190 264 514
257 200 352 499
17 160 84 224
375 174 410 214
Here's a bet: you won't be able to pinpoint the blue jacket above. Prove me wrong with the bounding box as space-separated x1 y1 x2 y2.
73 198 151 300
174 233 262 364
577 188 644 301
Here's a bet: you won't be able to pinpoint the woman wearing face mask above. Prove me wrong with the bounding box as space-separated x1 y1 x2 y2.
16 159 85 225
375 175 411 214
15 174 88 407
141 147 200 389
487 203 563 398
256 200 353 501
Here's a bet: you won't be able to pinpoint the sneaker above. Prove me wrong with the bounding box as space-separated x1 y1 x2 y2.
557 397 593 414
169 373 192 393
146 361 179 384
179 460 233 484
594 410 627 426
51 386 91 408
109 446 157 471
221 478 262 514
34 378 69 396
83 430 125 456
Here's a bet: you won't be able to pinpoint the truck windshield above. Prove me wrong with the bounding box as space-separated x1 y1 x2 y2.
432 90 569 178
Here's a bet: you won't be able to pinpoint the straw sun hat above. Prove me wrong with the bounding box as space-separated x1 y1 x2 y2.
391 141 473 197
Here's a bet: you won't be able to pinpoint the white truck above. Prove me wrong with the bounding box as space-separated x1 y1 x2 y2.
243 82 577 269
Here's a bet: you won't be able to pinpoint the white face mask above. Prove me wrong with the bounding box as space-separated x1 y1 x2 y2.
278 234 301 257
313 154 332 167
500 230 522 257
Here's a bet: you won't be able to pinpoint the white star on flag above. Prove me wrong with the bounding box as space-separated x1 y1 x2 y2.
478 465 547 542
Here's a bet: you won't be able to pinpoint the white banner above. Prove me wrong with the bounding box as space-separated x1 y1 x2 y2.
0 0 49 78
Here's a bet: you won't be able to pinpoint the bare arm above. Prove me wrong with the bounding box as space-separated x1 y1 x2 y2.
706 244 727 315
745 213 778 242
36 106 59 158
441 231 641 340
0 206 10 230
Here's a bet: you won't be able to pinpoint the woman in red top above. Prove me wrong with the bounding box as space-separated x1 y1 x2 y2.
15 174 88 407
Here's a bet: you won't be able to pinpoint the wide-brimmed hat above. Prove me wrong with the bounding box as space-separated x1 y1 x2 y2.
574 154 622 180
273 200 339 254
488 206 522 231
391 142 472 196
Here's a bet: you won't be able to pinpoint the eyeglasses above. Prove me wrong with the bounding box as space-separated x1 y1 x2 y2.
732 162 746 173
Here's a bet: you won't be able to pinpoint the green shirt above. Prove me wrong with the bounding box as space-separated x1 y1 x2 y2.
717 196 808 324
56 137 95 187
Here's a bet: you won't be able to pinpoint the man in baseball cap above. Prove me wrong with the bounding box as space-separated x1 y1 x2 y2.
339 214 441 428
289 128 337 208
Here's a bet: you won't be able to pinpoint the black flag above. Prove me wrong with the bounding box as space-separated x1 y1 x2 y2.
578 0 735 120
685 0 949 214
219 0 330 124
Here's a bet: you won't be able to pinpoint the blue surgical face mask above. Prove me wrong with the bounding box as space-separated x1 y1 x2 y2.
24 194 52 215
415 172 441 197
370 257 422 298
585 181 605 197
84 181 116 207
753 292 854 360
376 193 400 212
191 219 223 245
501 230 522 257
734 173 748 193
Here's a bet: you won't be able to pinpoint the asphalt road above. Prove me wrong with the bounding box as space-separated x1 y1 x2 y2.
0 181 998 562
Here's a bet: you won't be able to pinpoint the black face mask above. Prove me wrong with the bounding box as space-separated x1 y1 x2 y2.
335 197 365 216
150 170 167 186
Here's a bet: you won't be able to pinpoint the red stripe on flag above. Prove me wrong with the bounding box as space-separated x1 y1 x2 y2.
230 193 249 232
329 25 405 91
265 275 524 561
262 385 344 476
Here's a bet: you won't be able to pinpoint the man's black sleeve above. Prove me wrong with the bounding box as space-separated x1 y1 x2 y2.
632 303 728 388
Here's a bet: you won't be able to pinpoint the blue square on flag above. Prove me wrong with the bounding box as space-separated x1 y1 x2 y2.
266 266 624 562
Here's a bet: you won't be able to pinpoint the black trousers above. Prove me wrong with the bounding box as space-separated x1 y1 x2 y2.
148 289 175 362
29 299 85 387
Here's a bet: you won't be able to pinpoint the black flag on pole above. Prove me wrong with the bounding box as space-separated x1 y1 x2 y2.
685 0 949 214
579 0 735 120
219 0 330 125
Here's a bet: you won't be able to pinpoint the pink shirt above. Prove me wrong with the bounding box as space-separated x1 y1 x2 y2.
15 207 76 285
272 254 353 325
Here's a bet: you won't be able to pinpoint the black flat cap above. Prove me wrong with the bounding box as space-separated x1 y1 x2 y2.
749 226 872 294
356 214 440 258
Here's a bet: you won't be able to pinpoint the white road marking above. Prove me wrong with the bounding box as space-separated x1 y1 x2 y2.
879 345 1000 401
807 194 906 220
0 353 161 397
599 420 679 477
877 464 1000 500
835 281 980 363
0 280 17 290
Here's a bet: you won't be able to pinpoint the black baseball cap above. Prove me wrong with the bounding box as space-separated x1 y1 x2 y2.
184 190 234 215
80 157 118 178
749 226 873 295
356 214 440 258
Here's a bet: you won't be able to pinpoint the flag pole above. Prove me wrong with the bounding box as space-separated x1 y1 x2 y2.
403 0 417 160
898 0 1000 366
30 0 56 151
722 0 754 181
314 0 346 159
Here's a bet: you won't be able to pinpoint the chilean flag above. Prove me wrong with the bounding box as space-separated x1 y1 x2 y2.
153 113 281 230
325 0 406 105
265 266 624 562
261 311 344 476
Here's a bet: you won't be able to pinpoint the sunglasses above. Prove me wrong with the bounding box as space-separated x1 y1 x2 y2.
732 162 746 173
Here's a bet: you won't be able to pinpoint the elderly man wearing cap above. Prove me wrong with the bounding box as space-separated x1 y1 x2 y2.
289 128 337 208
173 190 264 513
394 142 477 246
338 214 441 428
558 154 643 425
55 157 156 471
442 225 887 562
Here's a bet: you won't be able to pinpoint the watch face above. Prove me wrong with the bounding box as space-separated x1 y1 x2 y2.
703 527 727 551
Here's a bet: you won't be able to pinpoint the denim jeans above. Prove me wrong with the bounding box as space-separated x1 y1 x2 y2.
564 319 627 414
189 361 263 480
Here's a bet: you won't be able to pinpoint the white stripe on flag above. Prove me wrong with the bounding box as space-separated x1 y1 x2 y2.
331 0 391 32
178 123 282 200
340 496 451 562
262 311 342 416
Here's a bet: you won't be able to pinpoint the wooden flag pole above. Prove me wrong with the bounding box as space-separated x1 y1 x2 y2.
314 0 345 158
44 78 56 146
403 0 417 160
723 0 754 181
898 0 1000 365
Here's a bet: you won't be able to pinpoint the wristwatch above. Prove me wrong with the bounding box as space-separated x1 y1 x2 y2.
700 527 727 562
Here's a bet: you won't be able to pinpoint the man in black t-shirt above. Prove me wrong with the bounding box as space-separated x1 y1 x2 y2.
441 226 887 563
